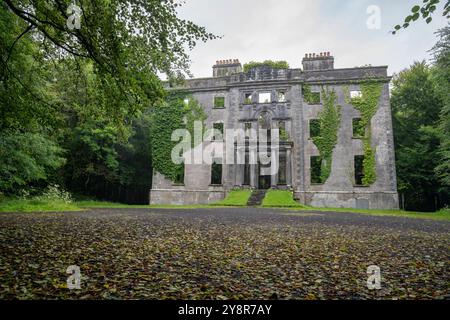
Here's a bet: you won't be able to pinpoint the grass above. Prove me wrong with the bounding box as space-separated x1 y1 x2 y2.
77 200 214 209
0 198 219 212
212 190 252 206
0 198 81 212
261 190 305 208
76 200 149 209
1 196 449 222
288 206 450 221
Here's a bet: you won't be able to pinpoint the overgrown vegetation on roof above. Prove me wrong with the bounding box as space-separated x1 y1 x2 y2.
243 60 289 73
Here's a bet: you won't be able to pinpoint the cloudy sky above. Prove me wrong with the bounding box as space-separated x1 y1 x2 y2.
177 0 449 78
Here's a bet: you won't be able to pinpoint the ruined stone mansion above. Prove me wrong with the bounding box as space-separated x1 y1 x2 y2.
149 53 399 209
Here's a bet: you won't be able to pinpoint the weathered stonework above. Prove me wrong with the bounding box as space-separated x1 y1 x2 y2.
149 53 399 209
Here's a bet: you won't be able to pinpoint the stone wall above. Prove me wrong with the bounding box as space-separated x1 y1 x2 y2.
150 55 399 209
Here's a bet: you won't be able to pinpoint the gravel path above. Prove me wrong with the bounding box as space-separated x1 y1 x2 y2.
0 208 449 299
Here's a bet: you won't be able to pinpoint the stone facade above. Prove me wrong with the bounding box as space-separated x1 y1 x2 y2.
149 53 399 209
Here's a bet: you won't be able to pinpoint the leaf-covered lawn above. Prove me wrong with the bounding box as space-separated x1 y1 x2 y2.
0 208 449 299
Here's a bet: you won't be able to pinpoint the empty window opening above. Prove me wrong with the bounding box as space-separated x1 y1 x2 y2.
211 160 223 185
258 92 271 103
174 164 185 185
244 122 252 137
309 119 321 138
278 153 287 185
352 118 365 138
214 96 225 108
350 90 362 99
244 93 252 104
310 156 323 184
278 121 288 141
213 123 224 140
305 92 321 104
354 155 365 185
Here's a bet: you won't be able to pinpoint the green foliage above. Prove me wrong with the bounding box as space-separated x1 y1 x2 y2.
362 139 376 185
150 94 206 182
213 190 252 206
310 156 323 184
432 26 450 187
243 60 289 73
3 0 217 125
0 4 57 132
352 118 365 138
345 81 383 185
391 61 448 211
279 127 289 141
393 0 449 34
309 119 321 138
302 85 321 105
311 89 341 183
261 190 304 207
0 132 65 193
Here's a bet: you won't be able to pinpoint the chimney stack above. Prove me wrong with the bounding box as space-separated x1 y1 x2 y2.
302 52 334 71
213 59 242 77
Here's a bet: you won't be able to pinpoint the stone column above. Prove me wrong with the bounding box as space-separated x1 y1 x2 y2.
249 145 258 188
235 145 245 186
286 146 292 187
271 146 279 187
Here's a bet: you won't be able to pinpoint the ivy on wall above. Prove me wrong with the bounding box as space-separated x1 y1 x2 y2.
243 60 289 73
302 85 321 105
312 89 341 183
345 81 383 185
150 93 206 182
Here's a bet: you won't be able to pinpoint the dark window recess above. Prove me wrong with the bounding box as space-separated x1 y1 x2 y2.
214 96 225 108
211 161 222 185
310 156 323 184
174 164 185 184
278 153 287 185
309 119 321 138
213 123 224 140
354 155 365 185
353 118 365 138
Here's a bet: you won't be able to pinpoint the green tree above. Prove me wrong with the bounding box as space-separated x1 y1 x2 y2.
0 132 65 193
431 26 450 187
0 2 57 131
2 0 217 125
391 61 447 211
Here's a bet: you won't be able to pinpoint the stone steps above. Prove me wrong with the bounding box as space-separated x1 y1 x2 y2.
247 190 267 206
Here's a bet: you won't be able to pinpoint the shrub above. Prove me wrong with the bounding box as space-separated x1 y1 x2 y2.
36 184 73 203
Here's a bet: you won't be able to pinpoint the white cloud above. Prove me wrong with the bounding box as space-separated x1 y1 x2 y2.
177 0 448 77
